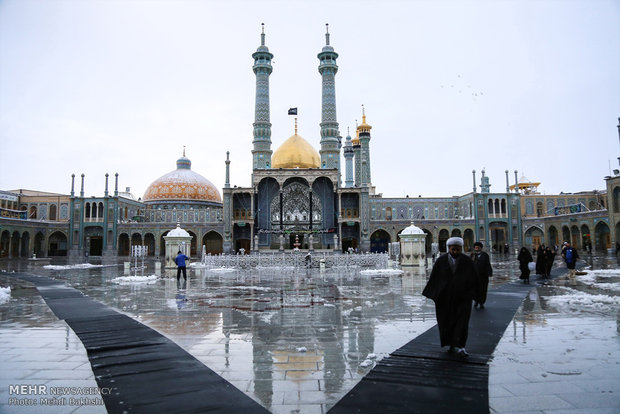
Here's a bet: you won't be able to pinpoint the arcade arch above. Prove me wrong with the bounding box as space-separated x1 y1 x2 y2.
118 233 130 256
48 231 67 256
463 228 474 252
438 229 449 252
594 221 610 251
570 225 580 248
548 226 559 248
144 233 155 256
524 226 543 249
203 231 223 255
370 229 390 253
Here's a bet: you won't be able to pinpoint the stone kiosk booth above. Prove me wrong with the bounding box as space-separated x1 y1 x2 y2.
399 222 426 266
163 224 192 269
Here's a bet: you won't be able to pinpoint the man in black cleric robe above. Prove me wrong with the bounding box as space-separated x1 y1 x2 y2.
423 237 478 358
471 241 493 309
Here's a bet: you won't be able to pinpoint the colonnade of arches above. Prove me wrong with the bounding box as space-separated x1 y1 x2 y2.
0 228 225 258
369 227 476 254
524 221 610 251
116 230 224 257
0 229 68 258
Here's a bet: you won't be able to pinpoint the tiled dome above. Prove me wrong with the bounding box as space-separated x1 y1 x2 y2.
143 155 222 203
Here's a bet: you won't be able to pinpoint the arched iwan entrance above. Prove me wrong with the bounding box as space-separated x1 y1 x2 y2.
48 231 68 256
203 231 223 255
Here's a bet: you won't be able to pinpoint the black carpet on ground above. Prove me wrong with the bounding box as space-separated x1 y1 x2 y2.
328 280 533 414
10 272 270 414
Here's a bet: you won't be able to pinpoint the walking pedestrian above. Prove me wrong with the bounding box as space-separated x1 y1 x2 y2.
175 250 189 283
544 246 556 277
422 237 478 358
471 241 493 309
562 241 579 282
517 247 533 284
535 245 546 277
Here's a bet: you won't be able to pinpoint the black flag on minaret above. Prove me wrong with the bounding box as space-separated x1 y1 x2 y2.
288 107 298 115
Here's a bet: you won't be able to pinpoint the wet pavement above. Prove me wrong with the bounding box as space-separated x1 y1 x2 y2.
0 252 619 413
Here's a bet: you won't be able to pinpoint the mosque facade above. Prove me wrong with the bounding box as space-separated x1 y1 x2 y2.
0 28 616 260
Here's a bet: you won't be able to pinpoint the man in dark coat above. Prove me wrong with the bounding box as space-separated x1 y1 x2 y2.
423 237 478 358
562 241 579 284
471 241 493 309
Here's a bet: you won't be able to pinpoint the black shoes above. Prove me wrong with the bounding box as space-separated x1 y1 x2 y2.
479 304 484 309
457 348 469 358
448 346 469 358
474 302 484 309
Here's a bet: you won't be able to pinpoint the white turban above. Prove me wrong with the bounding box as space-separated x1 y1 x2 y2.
446 237 464 247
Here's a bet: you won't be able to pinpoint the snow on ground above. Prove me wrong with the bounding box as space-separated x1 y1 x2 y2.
205 267 237 273
110 275 159 284
576 269 620 292
0 286 10 304
44 263 116 270
542 286 620 313
360 269 404 276
227 286 272 292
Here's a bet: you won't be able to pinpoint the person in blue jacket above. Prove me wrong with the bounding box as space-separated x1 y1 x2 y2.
174 250 189 282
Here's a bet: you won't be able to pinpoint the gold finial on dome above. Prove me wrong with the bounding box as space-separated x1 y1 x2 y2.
183 145 186 157
356 105 372 134
294 117 298 135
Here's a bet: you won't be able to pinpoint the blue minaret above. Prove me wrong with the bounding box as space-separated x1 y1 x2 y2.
343 128 354 187
252 23 273 169
318 24 340 170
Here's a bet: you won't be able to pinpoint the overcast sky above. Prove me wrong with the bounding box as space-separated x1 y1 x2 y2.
1 0 619 200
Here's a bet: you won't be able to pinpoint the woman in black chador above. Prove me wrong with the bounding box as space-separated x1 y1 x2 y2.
423 237 478 358
544 246 556 277
518 247 533 284
535 245 546 276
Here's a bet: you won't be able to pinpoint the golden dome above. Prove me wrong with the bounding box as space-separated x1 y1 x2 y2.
143 154 222 203
271 131 320 169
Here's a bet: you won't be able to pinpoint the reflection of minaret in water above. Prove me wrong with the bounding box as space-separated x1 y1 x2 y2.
319 285 347 393
252 315 274 408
